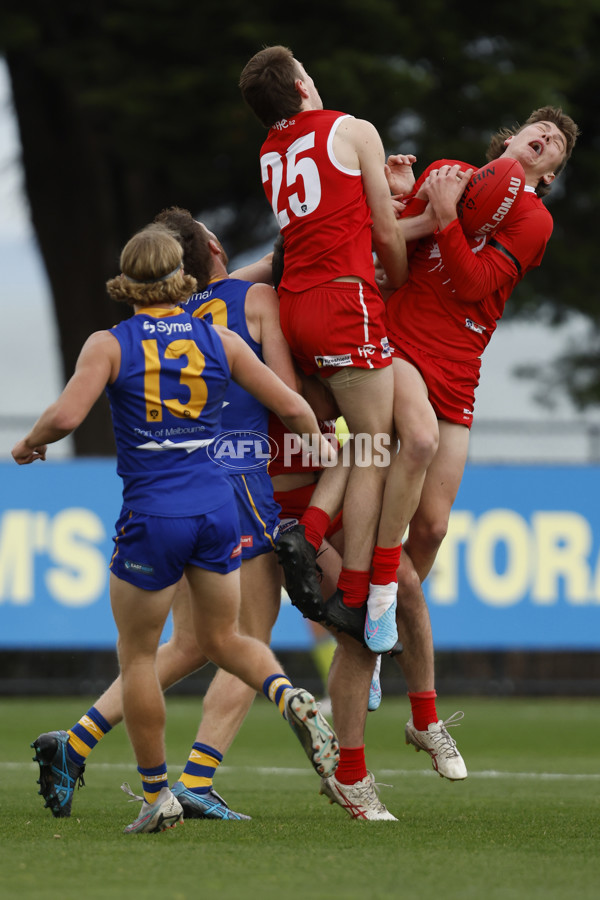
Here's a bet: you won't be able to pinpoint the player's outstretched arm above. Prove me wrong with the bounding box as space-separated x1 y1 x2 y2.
11 330 120 464
230 251 274 284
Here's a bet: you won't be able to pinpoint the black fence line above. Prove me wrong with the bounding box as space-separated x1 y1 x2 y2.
1 649 599 698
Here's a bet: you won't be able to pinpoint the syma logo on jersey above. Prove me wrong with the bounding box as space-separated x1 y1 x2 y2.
208 431 279 470
142 319 192 336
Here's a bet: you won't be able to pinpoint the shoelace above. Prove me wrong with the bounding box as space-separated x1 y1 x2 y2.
52 741 86 789
314 546 327 579
432 711 465 756
120 782 144 803
357 772 393 803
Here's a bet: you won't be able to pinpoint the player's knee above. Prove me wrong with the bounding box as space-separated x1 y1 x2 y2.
201 631 238 668
426 518 449 549
401 427 439 471
170 628 205 668
157 637 207 681
411 517 448 556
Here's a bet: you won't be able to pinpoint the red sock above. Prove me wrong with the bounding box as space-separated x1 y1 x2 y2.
371 544 402 585
337 567 370 607
300 506 331 551
335 745 368 785
408 690 438 731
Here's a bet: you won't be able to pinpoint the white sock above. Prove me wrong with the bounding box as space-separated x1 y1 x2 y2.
367 582 397 619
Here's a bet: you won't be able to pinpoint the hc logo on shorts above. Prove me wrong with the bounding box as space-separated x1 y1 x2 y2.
357 344 376 358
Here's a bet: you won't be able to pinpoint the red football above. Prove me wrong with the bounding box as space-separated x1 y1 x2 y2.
457 157 526 238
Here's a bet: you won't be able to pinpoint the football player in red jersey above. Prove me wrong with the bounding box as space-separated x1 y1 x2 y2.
240 45 412 656
376 108 579 759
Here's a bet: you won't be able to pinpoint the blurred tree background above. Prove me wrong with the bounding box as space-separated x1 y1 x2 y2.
0 0 598 452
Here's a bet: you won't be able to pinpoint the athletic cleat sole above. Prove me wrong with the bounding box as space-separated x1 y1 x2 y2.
276 528 326 622
285 688 339 778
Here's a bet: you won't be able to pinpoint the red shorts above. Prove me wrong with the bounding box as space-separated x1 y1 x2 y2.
279 281 392 377
274 483 343 540
391 338 481 429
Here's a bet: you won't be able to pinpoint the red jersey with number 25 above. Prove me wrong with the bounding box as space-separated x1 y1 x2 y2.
260 109 376 293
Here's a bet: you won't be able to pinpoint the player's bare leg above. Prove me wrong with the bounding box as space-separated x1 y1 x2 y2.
363 359 439 652
311 535 370 738
394 422 470 780
330 367 393 573
313 530 396 820
184 565 339 779
376 359 439 553
193 551 281 754
400 420 470 582
110 574 180 770
394 549 435 694
394 558 467 781
92 577 208 727
109 573 186 833
323 367 395 646
170 552 282 820
309 447 352 520
30 576 206 820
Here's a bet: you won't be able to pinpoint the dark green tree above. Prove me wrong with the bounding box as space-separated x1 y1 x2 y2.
1 0 597 450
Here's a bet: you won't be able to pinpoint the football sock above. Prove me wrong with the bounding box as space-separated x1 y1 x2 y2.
138 762 169 806
178 742 222 794
408 690 438 731
300 506 331 551
337 567 370 607
367 582 397 619
371 544 402 585
67 705 113 767
335 745 368 785
263 673 294 717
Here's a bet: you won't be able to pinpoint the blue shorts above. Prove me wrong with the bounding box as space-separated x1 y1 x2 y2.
110 499 242 590
230 471 281 559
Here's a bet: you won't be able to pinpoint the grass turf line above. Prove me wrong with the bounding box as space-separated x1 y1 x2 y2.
1 696 600 900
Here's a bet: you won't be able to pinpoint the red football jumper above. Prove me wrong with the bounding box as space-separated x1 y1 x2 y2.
260 110 391 376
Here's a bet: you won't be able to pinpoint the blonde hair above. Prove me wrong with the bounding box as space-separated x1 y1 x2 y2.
106 223 198 306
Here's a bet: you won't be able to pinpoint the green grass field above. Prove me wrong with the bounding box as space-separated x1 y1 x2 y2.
2 695 599 900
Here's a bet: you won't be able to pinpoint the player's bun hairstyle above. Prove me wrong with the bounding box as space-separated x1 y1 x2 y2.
486 106 580 197
153 206 213 290
106 224 198 307
240 45 303 128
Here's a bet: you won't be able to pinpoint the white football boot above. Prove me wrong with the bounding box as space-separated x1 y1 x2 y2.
405 711 468 781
